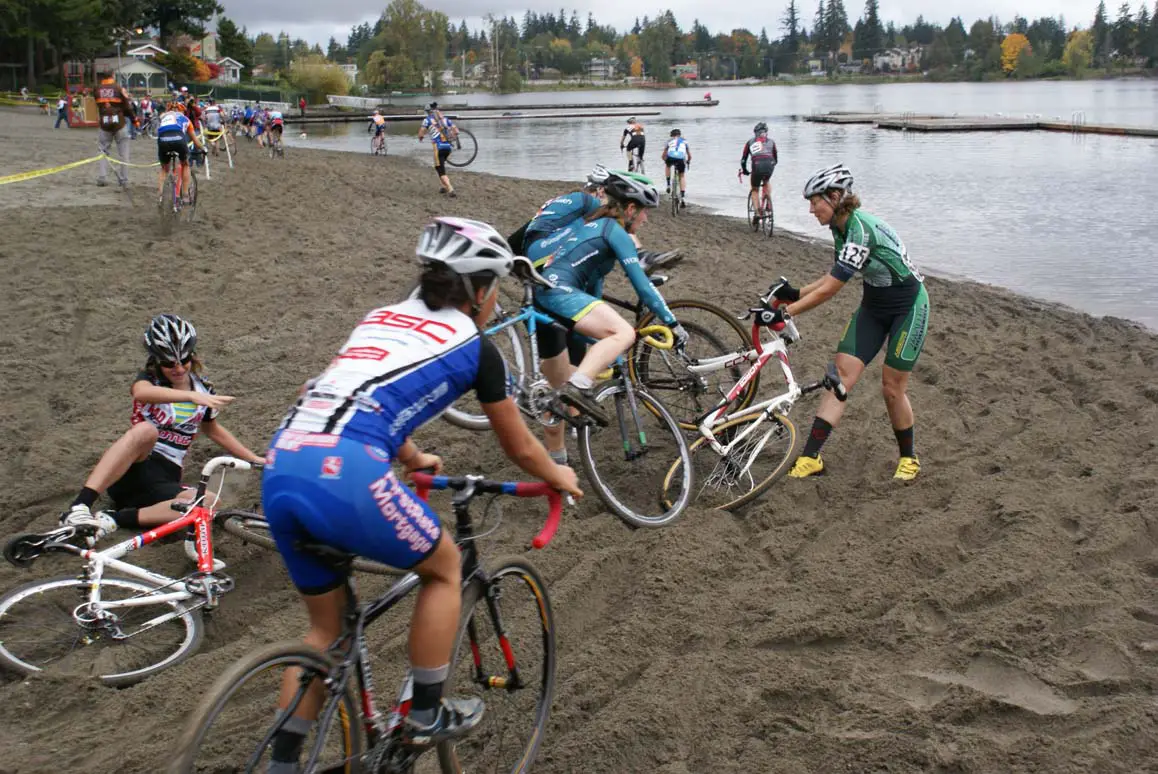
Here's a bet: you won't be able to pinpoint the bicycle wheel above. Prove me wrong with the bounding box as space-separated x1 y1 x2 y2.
184 173 198 224
747 190 758 231
0 575 203 687
171 641 361 774
442 304 527 432
664 412 797 512
159 173 176 235
437 557 554 774
576 381 693 528
445 128 478 167
762 198 775 238
631 298 758 429
220 510 402 576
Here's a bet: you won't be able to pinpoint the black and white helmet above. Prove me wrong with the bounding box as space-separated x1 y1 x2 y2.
753 121 768 135
144 314 197 363
416 217 515 277
803 164 854 199
586 163 611 187
603 172 660 209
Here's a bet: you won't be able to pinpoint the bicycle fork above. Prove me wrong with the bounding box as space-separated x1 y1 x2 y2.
615 376 650 462
467 583 526 691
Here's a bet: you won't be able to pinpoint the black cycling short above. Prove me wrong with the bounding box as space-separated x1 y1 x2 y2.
664 158 687 174
433 146 452 175
107 452 186 510
626 135 645 156
157 136 188 165
751 160 775 188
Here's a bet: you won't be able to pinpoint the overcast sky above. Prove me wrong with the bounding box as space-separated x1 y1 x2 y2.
221 0 1102 47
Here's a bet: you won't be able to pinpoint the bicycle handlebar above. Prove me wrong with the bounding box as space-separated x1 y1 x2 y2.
201 455 262 478
409 472 564 549
638 324 674 350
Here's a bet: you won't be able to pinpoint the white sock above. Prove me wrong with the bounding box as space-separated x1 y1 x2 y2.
568 373 594 389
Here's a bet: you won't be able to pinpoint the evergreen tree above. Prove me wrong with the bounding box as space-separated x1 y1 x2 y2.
1093 0 1111 63
813 0 828 53
1113 1 1135 54
824 0 850 54
856 0 883 60
782 0 802 52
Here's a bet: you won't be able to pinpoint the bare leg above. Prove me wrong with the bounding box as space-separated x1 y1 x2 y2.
571 305 635 382
814 353 866 428
277 587 346 720
881 366 914 432
407 533 461 669
83 423 158 493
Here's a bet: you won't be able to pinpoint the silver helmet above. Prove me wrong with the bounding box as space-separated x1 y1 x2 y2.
803 164 854 199
144 314 197 363
416 217 515 277
603 172 660 208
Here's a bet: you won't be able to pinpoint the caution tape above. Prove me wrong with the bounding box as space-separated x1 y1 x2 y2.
0 153 158 186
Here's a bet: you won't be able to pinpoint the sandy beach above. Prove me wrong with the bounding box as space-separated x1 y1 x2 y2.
1 106 1157 773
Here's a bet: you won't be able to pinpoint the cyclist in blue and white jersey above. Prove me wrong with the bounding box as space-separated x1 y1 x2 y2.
525 171 688 432
155 102 203 202
417 101 458 196
661 128 692 207
260 218 582 767
506 164 611 255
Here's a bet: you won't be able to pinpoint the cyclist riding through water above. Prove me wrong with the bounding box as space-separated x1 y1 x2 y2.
621 117 645 172
368 109 387 148
525 171 688 440
662 128 691 208
58 314 264 570
417 101 458 197
260 218 582 769
741 122 779 219
155 102 203 203
769 164 930 481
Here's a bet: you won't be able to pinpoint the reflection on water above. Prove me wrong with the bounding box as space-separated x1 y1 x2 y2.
289 81 1158 330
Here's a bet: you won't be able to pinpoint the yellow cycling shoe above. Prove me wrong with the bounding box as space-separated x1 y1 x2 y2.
788 455 825 478
893 456 921 481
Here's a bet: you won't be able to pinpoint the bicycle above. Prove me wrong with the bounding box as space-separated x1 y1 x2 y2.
446 251 756 434
434 259 694 529
171 471 562 774
371 131 388 156
0 456 262 686
658 279 848 511
158 147 199 236
742 172 774 238
668 165 685 217
268 129 285 159
445 127 477 168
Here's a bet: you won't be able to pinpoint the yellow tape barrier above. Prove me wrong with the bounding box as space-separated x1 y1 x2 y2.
0 153 159 186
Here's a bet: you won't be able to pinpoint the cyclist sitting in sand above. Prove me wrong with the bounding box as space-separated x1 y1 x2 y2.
59 314 265 568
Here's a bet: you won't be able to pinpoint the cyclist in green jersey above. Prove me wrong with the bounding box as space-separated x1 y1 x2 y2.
768 164 929 481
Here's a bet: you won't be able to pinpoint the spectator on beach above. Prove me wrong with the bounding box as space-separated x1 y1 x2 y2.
55 95 69 128
299 96 306 116
94 69 137 188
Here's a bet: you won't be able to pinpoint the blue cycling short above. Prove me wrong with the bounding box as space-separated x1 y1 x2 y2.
534 284 604 323
262 431 442 594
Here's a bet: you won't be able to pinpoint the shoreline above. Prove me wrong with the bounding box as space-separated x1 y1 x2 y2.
1 106 1157 773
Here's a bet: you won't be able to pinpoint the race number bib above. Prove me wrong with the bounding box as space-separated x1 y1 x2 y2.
750 140 765 154
837 243 870 271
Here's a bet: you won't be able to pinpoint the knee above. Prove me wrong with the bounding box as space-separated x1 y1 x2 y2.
126 422 159 449
881 379 906 404
418 534 460 586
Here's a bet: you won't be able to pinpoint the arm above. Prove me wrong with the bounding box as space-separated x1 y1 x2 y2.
785 274 846 316
483 398 581 496
740 141 751 167
200 418 265 464
611 225 676 325
772 142 779 165
686 144 692 164
131 378 233 409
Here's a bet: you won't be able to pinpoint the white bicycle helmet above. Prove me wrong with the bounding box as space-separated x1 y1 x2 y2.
144 314 197 363
803 164 854 199
603 171 660 208
586 163 611 187
416 217 515 277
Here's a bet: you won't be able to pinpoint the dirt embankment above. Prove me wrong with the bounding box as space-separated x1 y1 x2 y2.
1 107 1156 773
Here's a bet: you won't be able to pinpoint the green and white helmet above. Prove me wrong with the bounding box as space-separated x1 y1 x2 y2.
603 170 660 208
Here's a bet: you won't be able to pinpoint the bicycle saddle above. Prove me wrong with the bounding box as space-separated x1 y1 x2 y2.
512 256 556 289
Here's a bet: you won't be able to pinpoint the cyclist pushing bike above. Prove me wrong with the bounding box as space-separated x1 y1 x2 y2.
418 101 459 196
621 117 645 172
58 314 264 570
525 171 688 451
772 164 930 481
155 102 203 205
740 122 778 220
260 217 582 768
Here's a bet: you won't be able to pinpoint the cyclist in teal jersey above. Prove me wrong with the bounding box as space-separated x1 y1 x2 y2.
506 164 610 256
768 164 929 481
524 171 688 444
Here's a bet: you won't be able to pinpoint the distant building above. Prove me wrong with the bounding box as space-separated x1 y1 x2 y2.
807 57 826 75
872 47 923 73
338 63 358 85
215 57 244 84
671 62 699 79
126 43 167 61
587 57 618 80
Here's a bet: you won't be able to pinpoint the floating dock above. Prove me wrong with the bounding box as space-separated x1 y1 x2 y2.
441 100 718 111
285 109 660 124
801 111 1158 138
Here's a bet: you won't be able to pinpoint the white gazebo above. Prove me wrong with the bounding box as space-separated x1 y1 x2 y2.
116 58 169 93
215 57 244 84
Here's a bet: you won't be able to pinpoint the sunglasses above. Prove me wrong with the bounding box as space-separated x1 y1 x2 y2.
158 356 193 368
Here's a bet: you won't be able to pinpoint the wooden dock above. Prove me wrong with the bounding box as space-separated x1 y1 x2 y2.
801 111 1158 138
441 100 718 111
285 109 660 125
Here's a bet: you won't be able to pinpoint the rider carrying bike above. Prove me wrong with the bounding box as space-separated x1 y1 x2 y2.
526 172 688 434
155 101 203 203
662 128 691 208
417 101 459 197
740 122 778 219
58 314 264 568
621 117 646 172
771 164 929 481
261 218 582 766
506 164 611 256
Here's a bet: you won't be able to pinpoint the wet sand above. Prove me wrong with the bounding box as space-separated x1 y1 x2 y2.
1 107 1157 773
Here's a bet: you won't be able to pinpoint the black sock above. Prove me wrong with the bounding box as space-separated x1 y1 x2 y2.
270 730 306 764
894 426 915 458
801 417 834 458
113 508 140 529
72 487 99 509
412 680 443 715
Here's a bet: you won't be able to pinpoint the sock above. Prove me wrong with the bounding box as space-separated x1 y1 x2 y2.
270 712 313 765
112 508 140 529
568 373 594 390
72 487 99 509
894 425 915 458
410 664 449 724
549 448 568 465
801 417 834 458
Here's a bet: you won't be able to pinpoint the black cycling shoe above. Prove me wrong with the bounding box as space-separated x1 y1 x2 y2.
403 697 485 748
556 382 609 427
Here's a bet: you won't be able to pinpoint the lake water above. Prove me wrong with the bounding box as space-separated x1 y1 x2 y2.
290 81 1158 330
